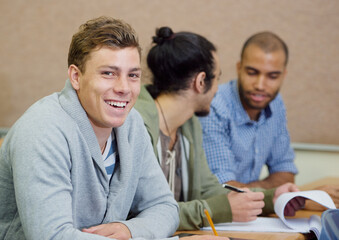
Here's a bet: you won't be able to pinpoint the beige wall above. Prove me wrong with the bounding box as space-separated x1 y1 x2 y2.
0 0 339 145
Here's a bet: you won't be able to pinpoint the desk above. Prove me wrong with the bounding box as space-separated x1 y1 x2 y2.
176 210 319 240
177 212 321 240
300 177 339 191
177 177 339 240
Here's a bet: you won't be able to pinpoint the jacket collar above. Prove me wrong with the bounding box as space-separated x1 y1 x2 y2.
58 80 107 179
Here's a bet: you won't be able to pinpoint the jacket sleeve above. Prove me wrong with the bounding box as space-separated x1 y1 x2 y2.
178 120 233 230
178 194 232 230
251 187 275 215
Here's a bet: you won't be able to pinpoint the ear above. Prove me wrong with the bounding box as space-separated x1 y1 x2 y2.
282 68 288 79
193 72 206 94
236 61 241 76
68 64 81 90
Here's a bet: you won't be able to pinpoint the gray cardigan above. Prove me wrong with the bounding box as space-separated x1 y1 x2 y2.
0 80 179 240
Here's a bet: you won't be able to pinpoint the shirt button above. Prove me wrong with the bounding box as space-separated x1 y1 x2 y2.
255 148 259 154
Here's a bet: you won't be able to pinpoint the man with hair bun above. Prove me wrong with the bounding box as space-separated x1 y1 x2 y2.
134 27 304 230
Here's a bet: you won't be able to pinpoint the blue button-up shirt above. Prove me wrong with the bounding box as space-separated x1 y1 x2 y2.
199 80 298 184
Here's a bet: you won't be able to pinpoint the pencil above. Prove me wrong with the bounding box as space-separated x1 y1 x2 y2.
204 209 218 236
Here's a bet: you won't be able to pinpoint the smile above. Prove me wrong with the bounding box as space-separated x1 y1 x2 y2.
105 100 128 108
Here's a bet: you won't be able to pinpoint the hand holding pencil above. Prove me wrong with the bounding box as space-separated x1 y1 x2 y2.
179 210 230 240
227 188 265 222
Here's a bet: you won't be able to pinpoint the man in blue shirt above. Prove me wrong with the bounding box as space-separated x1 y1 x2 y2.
199 31 298 189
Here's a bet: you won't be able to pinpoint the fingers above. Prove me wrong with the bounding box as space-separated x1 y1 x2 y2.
228 191 265 222
315 185 339 207
274 183 300 204
289 183 300 192
82 223 131 240
284 197 306 216
249 191 265 201
82 225 104 234
284 205 295 216
295 196 306 208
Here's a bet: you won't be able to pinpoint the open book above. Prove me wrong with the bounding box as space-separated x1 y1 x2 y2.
201 190 336 238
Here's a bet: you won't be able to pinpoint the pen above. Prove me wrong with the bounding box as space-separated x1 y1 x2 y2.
204 209 218 236
222 183 245 193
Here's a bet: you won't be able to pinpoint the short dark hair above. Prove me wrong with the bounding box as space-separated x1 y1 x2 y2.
68 16 141 73
240 31 288 66
146 27 216 98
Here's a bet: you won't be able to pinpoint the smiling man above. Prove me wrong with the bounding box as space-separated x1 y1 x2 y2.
199 32 298 189
0 16 179 240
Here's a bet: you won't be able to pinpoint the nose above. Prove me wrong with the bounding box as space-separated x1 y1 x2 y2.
254 74 265 90
114 76 130 94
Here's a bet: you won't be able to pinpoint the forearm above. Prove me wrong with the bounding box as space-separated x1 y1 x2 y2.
226 172 295 189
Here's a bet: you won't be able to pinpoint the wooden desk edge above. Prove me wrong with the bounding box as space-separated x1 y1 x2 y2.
175 230 309 240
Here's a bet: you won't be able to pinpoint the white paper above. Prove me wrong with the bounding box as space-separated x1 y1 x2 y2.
275 190 336 231
201 190 336 237
201 217 300 232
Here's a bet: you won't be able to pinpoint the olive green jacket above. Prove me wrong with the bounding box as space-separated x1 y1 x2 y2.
134 85 275 230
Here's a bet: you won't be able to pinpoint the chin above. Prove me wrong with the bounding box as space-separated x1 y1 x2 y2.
250 103 269 110
106 116 128 128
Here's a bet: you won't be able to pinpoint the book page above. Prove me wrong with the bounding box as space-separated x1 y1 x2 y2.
309 215 322 239
274 190 336 230
201 190 336 234
201 217 300 232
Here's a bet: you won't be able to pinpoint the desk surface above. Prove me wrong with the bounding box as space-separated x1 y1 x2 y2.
176 210 319 240
177 177 339 240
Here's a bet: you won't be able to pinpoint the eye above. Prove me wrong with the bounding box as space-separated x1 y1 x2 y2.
129 73 141 80
268 73 280 79
102 71 113 76
247 70 257 76
102 71 118 78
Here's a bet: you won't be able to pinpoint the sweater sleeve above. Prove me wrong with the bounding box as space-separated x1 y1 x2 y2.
8 114 111 240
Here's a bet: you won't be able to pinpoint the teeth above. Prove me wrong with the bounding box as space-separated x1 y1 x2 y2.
106 101 127 108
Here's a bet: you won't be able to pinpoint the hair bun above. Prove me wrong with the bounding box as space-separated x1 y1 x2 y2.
152 27 174 45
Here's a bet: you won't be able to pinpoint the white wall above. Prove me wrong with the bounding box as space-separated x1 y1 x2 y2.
294 149 339 186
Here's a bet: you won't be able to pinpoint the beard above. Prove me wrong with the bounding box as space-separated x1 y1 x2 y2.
195 109 210 117
238 82 279 110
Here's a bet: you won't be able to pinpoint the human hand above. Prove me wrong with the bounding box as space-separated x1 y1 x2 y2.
305 184 339 211
227 188 265 222
82 222 131 240
181 234 229 240
273 182 305 216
